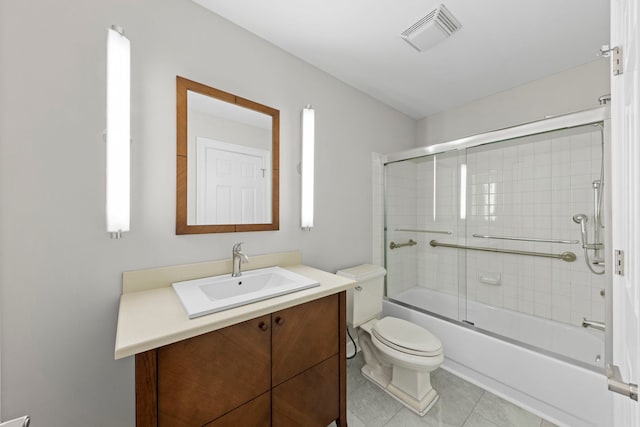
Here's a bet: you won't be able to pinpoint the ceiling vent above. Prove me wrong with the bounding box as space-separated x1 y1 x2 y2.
401 4 462 52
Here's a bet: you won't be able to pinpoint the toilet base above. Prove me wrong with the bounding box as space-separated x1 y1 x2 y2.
361 365 440 416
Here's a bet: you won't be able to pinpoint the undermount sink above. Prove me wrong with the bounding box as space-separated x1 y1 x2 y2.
172 266 320 319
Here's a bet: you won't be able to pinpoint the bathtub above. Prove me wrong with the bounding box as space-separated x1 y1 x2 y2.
391 287 605 370
384 287 612 427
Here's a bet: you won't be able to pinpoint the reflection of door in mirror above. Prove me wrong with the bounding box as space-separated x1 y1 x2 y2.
176 76 280 234
194 138 271 224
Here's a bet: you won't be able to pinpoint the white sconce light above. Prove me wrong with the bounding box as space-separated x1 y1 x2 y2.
301 105 315 230
459 163 467 220
106 25 130 238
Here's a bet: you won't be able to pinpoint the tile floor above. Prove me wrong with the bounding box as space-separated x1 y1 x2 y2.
342 353 558 427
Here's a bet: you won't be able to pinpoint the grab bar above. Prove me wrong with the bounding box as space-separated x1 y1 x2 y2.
582 318 606 332
389 239 417 250
395 228 452 235
472 234 579 244
429 240 577 262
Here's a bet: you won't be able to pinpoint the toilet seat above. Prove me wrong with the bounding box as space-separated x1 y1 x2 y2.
372 317 442 357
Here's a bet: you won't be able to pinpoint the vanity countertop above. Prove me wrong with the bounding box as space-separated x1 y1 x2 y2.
114 255 356 359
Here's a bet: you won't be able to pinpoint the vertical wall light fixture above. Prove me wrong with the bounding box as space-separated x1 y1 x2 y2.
459 163 467 220
301 105 315 230
106 25 130 238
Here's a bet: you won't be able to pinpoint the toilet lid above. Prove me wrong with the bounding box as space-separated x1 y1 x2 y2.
372 317 442 357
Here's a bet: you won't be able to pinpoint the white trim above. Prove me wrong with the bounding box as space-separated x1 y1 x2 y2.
610 0 640 424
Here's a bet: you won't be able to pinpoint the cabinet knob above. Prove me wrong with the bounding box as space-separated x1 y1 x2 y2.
258 321 269 331
275 316 285 326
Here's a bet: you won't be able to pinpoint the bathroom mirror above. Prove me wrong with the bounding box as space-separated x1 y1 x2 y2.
176 76 280 234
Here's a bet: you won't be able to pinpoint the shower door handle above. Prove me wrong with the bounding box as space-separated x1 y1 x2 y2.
607 364 638 401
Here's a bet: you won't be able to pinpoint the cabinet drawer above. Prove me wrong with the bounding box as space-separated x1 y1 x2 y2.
157 315 271 426
272 355 340 426
272 294 339 385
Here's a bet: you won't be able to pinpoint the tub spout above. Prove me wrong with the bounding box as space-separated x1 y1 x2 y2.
582 318 605 332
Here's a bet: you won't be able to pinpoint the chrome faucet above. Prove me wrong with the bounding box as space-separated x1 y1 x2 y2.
232 242 249 277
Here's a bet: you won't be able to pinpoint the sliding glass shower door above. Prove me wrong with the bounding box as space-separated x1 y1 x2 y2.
461 127 606 322
384 149 467 322
384 121 609 370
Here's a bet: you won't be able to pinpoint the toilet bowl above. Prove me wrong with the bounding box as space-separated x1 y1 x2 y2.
336 265 444 416
358 316 443 415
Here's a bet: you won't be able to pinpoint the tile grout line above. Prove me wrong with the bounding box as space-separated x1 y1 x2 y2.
381 393 411 427
460 389 486 427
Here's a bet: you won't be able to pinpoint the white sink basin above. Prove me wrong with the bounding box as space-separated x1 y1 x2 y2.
172 266 320 319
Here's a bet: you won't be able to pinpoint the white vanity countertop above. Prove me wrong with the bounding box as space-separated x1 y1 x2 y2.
114 258 356 360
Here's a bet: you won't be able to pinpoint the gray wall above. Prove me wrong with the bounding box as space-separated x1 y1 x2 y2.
0 0 415 425
417 60 610 146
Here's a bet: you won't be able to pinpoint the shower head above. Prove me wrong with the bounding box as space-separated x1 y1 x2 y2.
573 213 589 224
573 214 589 242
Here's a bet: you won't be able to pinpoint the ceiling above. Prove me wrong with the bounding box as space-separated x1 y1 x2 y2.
192 0 610 119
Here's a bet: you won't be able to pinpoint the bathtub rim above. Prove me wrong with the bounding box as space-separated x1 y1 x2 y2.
385 295 605 374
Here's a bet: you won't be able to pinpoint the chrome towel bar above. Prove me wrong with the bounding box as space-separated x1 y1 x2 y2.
472 234 579 244
389 239 417 250
395 228 452 235
429 240 577 262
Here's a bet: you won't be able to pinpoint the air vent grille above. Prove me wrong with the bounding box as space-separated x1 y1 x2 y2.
401 4 462 52
401 10 439 37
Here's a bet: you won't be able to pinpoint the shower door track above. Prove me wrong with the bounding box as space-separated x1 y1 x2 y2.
383 106 608 164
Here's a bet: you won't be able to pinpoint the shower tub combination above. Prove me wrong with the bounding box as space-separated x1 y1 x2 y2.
378 106 612 427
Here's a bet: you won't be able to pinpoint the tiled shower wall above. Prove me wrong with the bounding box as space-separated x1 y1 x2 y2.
384 125 607 327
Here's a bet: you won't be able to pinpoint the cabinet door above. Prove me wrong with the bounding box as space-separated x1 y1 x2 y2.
157 315 271 426
272 355 340 426
203 392 270 427
272 294 339 386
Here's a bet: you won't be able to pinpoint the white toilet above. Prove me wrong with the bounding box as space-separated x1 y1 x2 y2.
337 264 443 416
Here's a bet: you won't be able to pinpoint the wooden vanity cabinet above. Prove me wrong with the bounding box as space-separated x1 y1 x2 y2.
272 293 340 426
157 314 271 426
272 293 339 385
135 292 347 427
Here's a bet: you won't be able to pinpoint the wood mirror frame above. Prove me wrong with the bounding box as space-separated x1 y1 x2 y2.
176 76 280 234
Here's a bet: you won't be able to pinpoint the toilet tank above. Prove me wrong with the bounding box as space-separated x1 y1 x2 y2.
336 264 386 328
